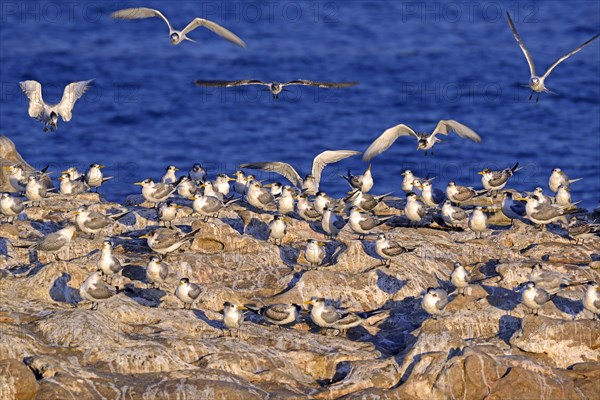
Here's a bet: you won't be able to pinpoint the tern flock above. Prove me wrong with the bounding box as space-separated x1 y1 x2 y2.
4 7 600 334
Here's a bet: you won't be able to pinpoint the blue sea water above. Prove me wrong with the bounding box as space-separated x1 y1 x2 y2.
0 0 598 207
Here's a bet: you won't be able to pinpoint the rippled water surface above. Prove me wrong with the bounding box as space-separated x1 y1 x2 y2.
1 0 598 206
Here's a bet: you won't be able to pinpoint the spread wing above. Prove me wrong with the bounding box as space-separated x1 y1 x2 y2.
240 162 302 188
181 18 246 48
311 150 360 187
19 80 45 118
542 33 600 79
506 12 536 77
362 124 417 161
56 80 94 121
111 7 172 31
194 79 267 87
283 80 358 88
432 120 481 143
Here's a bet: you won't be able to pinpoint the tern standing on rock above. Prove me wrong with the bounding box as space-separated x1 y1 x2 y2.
451 262 471 295
479 163 521 196
80 271 117 310
520 195 572 230
135 178 181 207
223 302 247 335
304 298 363 335
189 164 206 182
375 234 414 266
521 281 555 315
112 7 246 47
32 225 77 261
19 79 94 131
348 206 391 239
0 193 25 223
404 193 427 227
146 256 168 289
506 12 600 102
363 120 481 158
59 173 89 195
468 206 488 239
304 239 326 269
74 206 127 239
246 303 301 327
175 278 201 310
85 164 111 192
268 215 287 246
25 175 51 207
97 241 122 284
158 201 181 228
161 166 179 184
548 168 582 193
141 229 199 257
440 200 468 228
422 288 448 319
445 181 481 204
322 206 346 239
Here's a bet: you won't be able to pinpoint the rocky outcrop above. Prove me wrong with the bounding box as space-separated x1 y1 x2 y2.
1 137 599 398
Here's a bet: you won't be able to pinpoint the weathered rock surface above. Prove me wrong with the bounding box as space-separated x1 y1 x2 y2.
1 139 599 398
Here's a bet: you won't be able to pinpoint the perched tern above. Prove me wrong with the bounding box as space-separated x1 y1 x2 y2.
223 302 247 334
146 256 168 289
375 234 415 266
189 164 206 182
268 215 287 246
322 206 346 239
421 287 448 319
161 166 179 184
404 193 427 227
479 163 521 195
445 181 482 204
548 168 582 193
304 239 326 269
304 298 363 335
74 206 127 239
521 281 555 315
158 200 181 228
440 200 468 228
468 206 488 239
0 193 25 223
342 164 373 193
500 192 526 222
567 217 600 245
175 278 201 310
450 262 471 295
135 178 182 206
80 271 117 310
140 228 199 256
59 173 89 195
97 241 122 284
85 164 111 192
348 206 391 239
32 225 77 261
296 193 321 221
246 303 302 327
582 281 600 320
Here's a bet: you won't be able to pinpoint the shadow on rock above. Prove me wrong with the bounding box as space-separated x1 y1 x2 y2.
482 284 520 312
498 314 521 344
49 273 81 305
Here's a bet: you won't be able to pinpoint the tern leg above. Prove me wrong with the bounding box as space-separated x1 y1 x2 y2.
536 92 540 103
529 91 534 100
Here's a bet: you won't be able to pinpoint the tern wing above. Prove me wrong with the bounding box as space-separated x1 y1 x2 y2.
432 120 481 143
37 233 67 251
19 80 45 118
454 186 475 202
452 207 468 220
358 215 379 231
541 33 600 80
283 80 358 88
56 80 94 121
188 283 201 299
84 212 111 230
111 7 173 32
181 18 246 47
240 162 303 188
534 288 551 305
382 241 408 257
263 304 292 321
87 283 115 300
506 12 536 77
320 306 341 324
194 79 268 87
312 150 360 187
362 124 417 161
435 290 449 310
152 183 176 199
530 204 562 221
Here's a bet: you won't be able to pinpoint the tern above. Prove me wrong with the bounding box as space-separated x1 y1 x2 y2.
85 164 112 192
521 281 555 315
190 192 237 221
246 303 302 327
189 164 206 182
222 302 247 334
363 120 481 159
421 288 448 319
519 195 573 230
304 239 326 269
348 206 391 239
74 206 128 239
548 168 582 193
468 206 488 239
500 192 526 223
97 241 122 284
445 181 483 204
567 217 600 245
440 200 468 228
450 262 471 295
322 206 346 239
19 80 94 131
241 150 360 195
342 164 373 193
506 12 600 102
404 193 427 227
135 177 183 207
112 7 246 47
175 278 201 310
140 228 199 256
268 215 287 246
59 173 89 195
158 200 181 228
0 193 25 223
161 166 179 184
194 79 357 99
146 256 168 289
375 234 415 266
478 163 521 196
582 281 600 320
304 298 363 335
80 271 117 310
